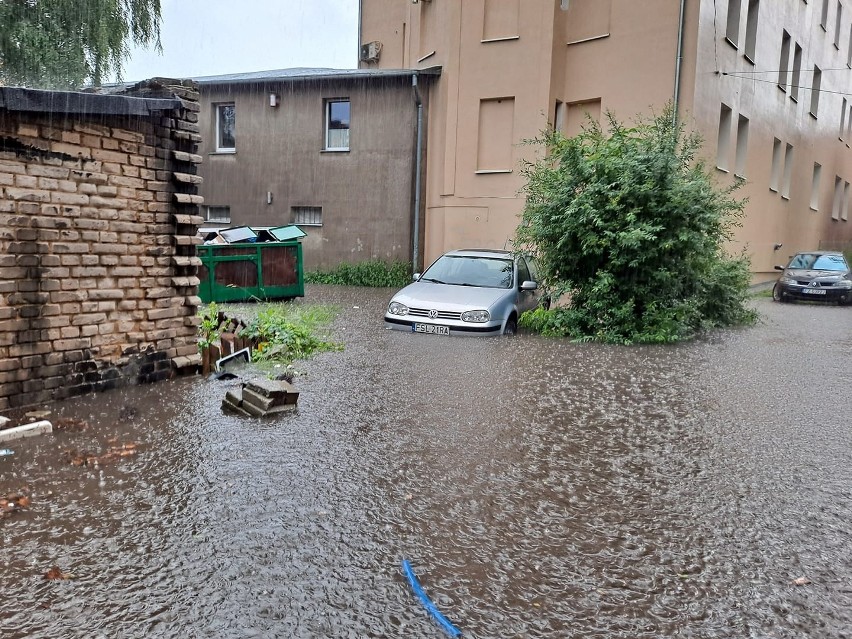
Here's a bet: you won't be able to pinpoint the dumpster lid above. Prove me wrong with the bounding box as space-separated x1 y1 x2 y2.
266 225 307 241
217 226 257 243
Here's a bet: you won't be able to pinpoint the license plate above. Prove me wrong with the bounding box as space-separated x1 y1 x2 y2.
803 289 827 295
413 323 450 335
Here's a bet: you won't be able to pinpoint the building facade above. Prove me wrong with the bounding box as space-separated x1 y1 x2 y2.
359 0 852 279
195 68 436 271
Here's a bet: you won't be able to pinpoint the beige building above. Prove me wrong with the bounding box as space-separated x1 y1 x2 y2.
359 0 852 279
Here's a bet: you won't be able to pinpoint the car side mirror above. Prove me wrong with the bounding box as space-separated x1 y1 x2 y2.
520 280 538 291
774 265 784 271
412 273 421 281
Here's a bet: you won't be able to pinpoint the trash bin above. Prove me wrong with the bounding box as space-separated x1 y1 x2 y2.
197 226 306 303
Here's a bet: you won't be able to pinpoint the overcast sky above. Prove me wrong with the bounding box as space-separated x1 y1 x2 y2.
117 0 359 82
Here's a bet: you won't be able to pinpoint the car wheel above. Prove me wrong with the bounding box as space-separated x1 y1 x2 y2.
772 283 787 303
503 316 517 336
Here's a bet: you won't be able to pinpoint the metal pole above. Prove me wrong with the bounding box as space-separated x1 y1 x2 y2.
412 74 424 273
673 0 687 124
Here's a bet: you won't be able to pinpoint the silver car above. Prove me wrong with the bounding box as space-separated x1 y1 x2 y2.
384 249 546 336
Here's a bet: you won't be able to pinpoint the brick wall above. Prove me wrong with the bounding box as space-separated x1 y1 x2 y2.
0 80 204 411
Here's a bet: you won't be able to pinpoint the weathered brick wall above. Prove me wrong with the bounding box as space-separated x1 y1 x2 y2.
0 80 204 411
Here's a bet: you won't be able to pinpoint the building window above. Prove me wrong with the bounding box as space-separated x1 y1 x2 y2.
811 163 822 210
325 99 350 151
847 24 852 66
717 104 733 170
215 103 236 152
204 205 231 223
810 66 822 117
791 43 803 100
842 98 848 139
846 102 852 138
821 0 830 28
843 182 850 220
781 143 794 199
292 206 323 226
735 115 750 177
726 0 742 46
832 176 843 219
778 31 791 90
744 0 760 61
835 2 843 47
770 138 783 191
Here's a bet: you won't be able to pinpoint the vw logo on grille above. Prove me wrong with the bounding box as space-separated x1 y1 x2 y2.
428 309 439 319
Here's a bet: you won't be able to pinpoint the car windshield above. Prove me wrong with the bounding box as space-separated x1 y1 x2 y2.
420 255 514 289
788 253 848 271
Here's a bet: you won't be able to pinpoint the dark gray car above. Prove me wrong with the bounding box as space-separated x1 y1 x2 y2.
772 251 852 305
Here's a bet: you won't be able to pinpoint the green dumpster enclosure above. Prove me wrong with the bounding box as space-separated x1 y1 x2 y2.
197 225 306 303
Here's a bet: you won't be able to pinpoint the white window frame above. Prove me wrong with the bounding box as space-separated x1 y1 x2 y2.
215 103 236 153
205 205 231 223
324 99 350 151
292 206 323 227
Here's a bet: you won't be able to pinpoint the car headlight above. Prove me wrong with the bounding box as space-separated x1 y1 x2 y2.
387 301 409 316
461 310 490 323
780 276 797 284
835 279 852 289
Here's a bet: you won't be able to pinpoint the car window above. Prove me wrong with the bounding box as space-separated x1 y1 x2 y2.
517 257 531 286
812 255 848 270
421 256 513 288
788 253 847 270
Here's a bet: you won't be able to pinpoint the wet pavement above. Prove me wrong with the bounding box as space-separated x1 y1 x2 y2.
1 286 851 638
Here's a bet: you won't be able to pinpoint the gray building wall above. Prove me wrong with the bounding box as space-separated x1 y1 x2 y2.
197 74 428 271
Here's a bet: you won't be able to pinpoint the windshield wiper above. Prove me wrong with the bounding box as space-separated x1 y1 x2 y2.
420 277 446 284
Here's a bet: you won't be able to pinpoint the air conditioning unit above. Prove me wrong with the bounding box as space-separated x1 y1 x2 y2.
359 40 382 63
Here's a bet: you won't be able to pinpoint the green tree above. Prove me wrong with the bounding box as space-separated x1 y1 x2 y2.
516 106 757 344
0 0 161 89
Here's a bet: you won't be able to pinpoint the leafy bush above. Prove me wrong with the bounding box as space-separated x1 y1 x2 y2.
516 106 757 344
236 304 342 364
304 260 411 288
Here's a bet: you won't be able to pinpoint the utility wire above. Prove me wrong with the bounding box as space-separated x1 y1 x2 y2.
721 71 852 97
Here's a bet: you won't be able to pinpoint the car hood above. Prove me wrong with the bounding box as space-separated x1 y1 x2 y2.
785 268 851 279
391 281 511 310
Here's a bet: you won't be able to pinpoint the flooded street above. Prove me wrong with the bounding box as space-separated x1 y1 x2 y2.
2 286 851 638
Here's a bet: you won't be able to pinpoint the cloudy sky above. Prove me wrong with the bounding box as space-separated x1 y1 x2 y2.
118 0 359 82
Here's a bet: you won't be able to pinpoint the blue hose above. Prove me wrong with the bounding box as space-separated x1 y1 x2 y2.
402 559 463 637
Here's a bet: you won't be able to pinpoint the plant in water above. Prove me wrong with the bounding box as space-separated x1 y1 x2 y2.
516 105 757 344
197 303 220 351
236 303 342 366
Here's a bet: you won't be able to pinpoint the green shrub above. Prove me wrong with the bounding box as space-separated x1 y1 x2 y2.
236 303 342 364
304 260 411 287
516 105 757 344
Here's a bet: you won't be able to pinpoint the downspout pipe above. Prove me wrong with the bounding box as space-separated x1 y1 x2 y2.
673 0 687 124
412 73 424 273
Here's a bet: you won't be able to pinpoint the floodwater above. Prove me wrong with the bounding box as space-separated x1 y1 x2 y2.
2 286 851 639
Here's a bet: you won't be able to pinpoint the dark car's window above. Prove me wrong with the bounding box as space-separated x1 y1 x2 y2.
788 253 848 270
421 256 513 289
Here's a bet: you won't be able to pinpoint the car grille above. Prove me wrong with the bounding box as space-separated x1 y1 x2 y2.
794 280 834 286
408 307 462 321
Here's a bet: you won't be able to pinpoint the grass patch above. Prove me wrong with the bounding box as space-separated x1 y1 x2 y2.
304 259 411 288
